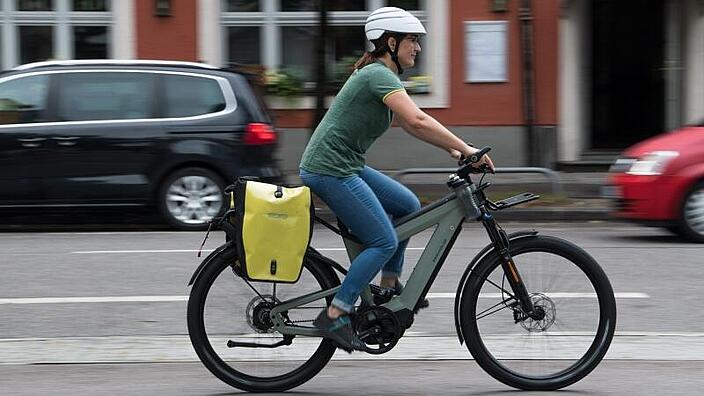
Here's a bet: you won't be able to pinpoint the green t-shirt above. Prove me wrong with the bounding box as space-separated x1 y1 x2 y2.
299 62 405 177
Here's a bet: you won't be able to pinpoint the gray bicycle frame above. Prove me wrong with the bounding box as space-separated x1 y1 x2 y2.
269 191 469 337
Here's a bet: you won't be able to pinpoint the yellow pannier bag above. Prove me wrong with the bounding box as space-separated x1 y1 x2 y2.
230 179 313 283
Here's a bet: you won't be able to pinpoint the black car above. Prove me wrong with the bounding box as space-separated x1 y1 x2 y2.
0 60 281 230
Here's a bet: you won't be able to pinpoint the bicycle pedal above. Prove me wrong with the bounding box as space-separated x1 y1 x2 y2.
335 343 354 354
372 287 397 305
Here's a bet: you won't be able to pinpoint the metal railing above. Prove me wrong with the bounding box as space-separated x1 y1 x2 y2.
390 167 563 195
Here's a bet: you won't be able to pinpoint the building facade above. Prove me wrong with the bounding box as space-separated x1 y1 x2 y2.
2 0 703 172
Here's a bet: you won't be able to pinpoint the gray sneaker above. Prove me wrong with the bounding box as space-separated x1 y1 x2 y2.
313 309 365 353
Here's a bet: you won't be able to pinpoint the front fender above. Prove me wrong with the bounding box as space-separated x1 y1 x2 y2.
453 230 539 345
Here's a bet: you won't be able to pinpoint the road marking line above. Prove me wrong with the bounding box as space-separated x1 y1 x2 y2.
428 292 650 299
0 292 648 305
72 249 213 254
71 247 426 254
0 296 189 305
0 333 702 363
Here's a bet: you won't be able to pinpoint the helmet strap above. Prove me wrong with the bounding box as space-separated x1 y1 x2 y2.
388 33 405 75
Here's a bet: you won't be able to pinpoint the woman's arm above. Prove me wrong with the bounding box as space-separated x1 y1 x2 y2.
385 90 494 169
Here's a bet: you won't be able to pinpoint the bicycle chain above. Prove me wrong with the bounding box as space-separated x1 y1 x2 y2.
288 319 315 324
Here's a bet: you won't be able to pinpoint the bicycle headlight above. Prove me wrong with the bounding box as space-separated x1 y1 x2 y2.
626 151 679 176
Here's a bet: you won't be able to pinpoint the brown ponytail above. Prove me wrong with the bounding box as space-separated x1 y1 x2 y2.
352 33 394 71
353 52 378 70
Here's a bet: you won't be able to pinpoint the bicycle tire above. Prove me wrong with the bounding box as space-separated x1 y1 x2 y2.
459 235 616 390
187 244 340 392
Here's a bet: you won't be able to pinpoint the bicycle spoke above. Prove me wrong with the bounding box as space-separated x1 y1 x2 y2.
230 267 270 302
485 277 516 300
476 298 516 320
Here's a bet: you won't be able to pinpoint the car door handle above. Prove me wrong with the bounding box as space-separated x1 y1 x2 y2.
17 137 47 148
52 136 79 146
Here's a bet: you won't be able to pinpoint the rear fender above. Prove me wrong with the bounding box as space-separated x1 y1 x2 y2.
453 230 539 345
187 241 235 286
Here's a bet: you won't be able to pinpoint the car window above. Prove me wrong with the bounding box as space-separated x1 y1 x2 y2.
162 74 226 118
57 72 153 121
0 74 49 125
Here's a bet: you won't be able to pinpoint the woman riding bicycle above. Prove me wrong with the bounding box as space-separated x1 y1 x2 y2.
299 6 494 351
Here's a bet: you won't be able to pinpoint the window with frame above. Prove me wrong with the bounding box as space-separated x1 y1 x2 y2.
281 0 365 11
0 75 50 124
228 26 261 66
17 0 54 11
72 0 108 11
3 0 112 68
57 72 153 121
221 0 429 92
386 0 420 10
74 26 109 59
162 75 227 118
19 26 54 64
226 0 259 12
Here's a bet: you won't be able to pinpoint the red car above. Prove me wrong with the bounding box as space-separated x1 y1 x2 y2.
605 125 704 242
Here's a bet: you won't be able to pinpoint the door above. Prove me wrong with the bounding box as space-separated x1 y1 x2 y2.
43 71 161 205
591 0 666 149
0 73 52 204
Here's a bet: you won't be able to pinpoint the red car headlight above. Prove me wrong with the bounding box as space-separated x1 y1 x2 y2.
625 151 679 176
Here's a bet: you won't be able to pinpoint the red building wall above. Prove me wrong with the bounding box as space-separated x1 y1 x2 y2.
133 1 558 129
272 1 558 129
427 0 558 126
136 0 198 61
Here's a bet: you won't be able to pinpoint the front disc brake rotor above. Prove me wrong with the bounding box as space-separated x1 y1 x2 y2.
519 293 556 332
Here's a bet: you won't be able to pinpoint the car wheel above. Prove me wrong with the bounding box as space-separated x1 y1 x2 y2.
677 181 704 243
158 167 226 230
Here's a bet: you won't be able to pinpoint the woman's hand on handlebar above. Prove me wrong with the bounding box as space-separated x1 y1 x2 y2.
450 147 495 173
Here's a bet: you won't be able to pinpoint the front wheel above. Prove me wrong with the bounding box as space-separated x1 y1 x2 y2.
459 236 616 390
187 245 340 392
676 181 704 243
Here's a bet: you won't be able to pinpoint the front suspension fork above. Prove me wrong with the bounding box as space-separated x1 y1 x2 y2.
480 212 536 316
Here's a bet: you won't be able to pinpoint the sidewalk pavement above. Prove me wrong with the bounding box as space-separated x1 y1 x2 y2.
286 171 615 222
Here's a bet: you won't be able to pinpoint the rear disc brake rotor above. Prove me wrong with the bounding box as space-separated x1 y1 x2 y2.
245 294 277 333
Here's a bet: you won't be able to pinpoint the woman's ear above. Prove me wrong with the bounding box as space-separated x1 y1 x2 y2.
387 37 397 52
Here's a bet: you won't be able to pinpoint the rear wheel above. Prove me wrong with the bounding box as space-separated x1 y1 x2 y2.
187 246 340 392
459 236 616 390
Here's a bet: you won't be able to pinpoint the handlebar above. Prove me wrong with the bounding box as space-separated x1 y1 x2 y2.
457 146 493 179
466 146 492 165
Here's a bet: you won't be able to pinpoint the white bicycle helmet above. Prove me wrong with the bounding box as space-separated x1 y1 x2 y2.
365 7 426 44
365 7 426 74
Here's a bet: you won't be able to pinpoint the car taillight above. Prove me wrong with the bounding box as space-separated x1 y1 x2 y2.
243 123 276 145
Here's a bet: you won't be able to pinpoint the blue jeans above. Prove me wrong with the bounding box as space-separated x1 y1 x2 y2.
299 166 421 313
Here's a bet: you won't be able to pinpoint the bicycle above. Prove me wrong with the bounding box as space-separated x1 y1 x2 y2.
186 147 617 392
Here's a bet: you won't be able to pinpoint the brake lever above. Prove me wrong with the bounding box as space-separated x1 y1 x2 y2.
478 163 495 174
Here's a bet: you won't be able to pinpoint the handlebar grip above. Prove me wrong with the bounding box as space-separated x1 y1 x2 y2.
469 146 492 164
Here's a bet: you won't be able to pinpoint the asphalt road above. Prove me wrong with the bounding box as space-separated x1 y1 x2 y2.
1 222 703 394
